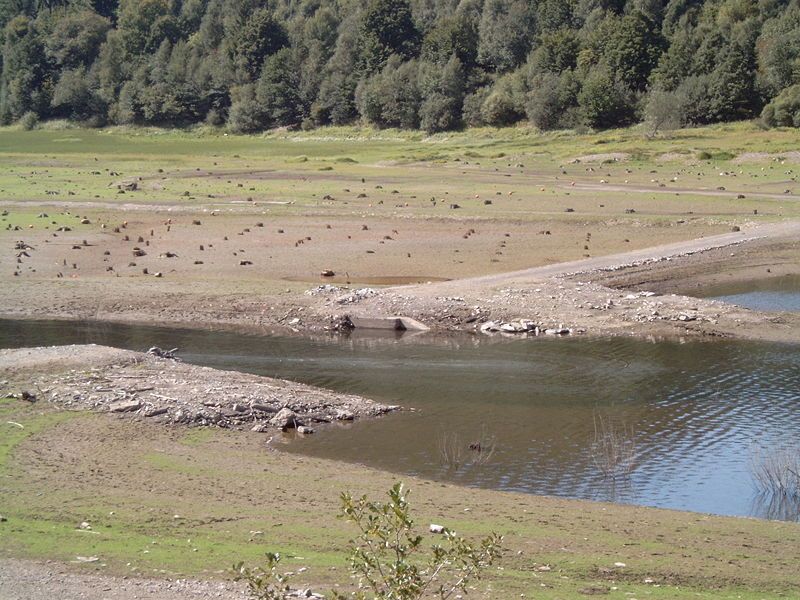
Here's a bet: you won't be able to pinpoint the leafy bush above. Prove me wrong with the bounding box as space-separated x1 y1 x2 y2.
236 483 503 600
17 111 39 130
762 84 800 128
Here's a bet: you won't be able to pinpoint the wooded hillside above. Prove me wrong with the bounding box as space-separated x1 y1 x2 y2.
2 0 798 132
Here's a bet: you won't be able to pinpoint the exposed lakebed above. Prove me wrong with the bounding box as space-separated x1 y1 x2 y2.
1 318 798 521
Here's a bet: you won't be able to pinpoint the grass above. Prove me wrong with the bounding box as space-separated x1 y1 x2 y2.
1 121 799 223
0 399 78 475
2 122 800 595
0 398 798 599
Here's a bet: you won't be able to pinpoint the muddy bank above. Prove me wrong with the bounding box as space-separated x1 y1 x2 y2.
0 345 397 433
2 262 799 345
594 236 800 296
2 223 800 344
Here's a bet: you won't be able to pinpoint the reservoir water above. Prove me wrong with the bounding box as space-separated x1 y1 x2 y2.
1 318 798 521
699 275 800 313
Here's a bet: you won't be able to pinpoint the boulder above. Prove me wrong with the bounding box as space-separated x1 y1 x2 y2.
270 408 300 429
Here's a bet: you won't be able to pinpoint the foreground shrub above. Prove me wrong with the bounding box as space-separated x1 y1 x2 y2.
236 483 503 600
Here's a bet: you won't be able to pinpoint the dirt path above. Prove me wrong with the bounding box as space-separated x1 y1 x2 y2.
399 220 800 296
565 181 800 201
0 559 246 600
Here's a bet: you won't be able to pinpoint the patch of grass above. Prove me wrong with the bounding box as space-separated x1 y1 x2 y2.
697 150 736 161
180 426 219 447
0 400 79 475
0 403 798 599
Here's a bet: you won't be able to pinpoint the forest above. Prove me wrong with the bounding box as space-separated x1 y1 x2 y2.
1 0 799 133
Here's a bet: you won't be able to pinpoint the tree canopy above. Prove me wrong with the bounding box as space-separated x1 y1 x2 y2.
1 0 797 131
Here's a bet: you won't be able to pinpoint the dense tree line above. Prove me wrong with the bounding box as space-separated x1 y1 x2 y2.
2 0 799 133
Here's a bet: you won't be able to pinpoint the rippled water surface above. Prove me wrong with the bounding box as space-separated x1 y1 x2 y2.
699 275 800 312
1 319 798 520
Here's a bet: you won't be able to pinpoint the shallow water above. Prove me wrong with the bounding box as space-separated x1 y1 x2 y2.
698 275 800 312
1 318 798 521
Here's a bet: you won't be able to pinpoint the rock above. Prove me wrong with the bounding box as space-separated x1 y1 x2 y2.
78 521 91 530
109 400 142 413
75 556 99 563
0 515 7 522
335 409 355 421
251 422 270 433
289 590 325 599
115 181 138 191
429 524 445 534
297 426 315 434
479 321 500 332
147 346 179 360
320 270 335 277
270 408 300 429
143 407 168 417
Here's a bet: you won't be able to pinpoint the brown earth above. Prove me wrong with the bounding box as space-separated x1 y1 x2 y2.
1 399 799 600
2 213 799 343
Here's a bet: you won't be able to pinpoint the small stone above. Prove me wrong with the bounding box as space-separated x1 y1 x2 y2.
429 524 445 534
297 426 315 434
109 400 141 413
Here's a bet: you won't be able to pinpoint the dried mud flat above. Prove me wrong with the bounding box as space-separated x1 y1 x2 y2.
0 344 396 433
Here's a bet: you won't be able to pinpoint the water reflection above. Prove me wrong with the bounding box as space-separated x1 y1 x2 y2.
749 494 800 522
1 318 799 520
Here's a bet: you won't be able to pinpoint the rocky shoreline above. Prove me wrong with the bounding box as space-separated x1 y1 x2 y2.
0 345 398 434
